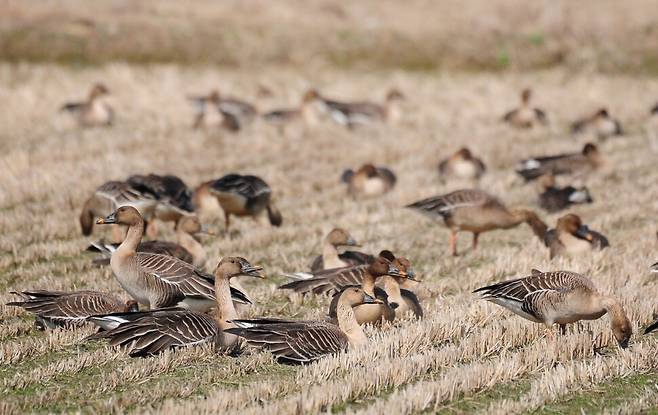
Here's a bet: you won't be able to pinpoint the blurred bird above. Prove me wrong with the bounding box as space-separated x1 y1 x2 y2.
502 88 547 128
341 164 396 198
60 83 113 127
571 108 623 140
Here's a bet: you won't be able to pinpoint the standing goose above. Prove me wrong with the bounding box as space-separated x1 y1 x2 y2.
319 89 405 129
96 206 249 311
571 108 623 140
60 83 114 127
262 89 321 128
539 214 609 259
225 286 379 364
438 147 486 181
87 257 264 356
7 290 137 330
502 88 548 128
516 143 603 182
208 174 282 231
474 269 632 348
537 174 593 213
309 228 372 272
406 189 546 256
341 164 397 198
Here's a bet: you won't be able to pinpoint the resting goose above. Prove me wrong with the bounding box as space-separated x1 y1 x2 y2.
262 89 321 127
319 88 404 129
7 290 137 330
538 214 609 259
225 286 379 364
60 83 114 127
571 108 623 140
438 147 486 181
406 189 546 256
341 164 396 198
189 89 256 131
96 206 249 311
309 228 372 272
537 174 593 213
502 88 548 128
208 174 282 231
516 143 603 182
474 269 632 348
87 257 263 356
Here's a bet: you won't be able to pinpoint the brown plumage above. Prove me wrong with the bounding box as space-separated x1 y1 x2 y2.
341 164 397 198
571 108 623 140
318 88 404 129
537 174 593 213
516 143 603 182
309 228 372 271
539 214 609 259
438 147 486 181
502 88 548 128
60 83 113 127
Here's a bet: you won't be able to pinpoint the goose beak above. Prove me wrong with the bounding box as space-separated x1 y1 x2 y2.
198 224 216 236
345 236 360 247
363 293 383 304
241 264 264 278
575 225 594 241
618 338 629 349
96 212 116 225
387 265 403 277
404 268 419 282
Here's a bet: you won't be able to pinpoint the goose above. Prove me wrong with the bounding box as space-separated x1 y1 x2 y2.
262 89 321 127
438 147 486 181
95 206 250 311
502 88 548 128
537 174 593 212
188 90 222 129
87 257 263 356
538 214 609 259
208 174 282 231
309 228 372 272
87 214 208 268
474 269 632 348
319 88 405 129
7 290 138 330
189 89 256 131
571 108 623 140
60 83 114 127
225 286 380 363
341 164 396 198
406 189 546 256
516 143 603 182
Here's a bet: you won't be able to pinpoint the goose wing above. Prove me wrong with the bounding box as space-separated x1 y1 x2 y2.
405 189 496 219
126 174 194 212
279 265 368 295
87 240 193 266
210 174 271 199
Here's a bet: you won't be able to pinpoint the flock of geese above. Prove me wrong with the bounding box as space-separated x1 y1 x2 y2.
8 83 658 363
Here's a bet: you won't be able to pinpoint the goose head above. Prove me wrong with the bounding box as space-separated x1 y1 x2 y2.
520 88 532 105
339 286 382 307
89 83 110 99
216 257 264 279
556 214 594 241
454 147 474 161
357 163 378 178
124 300 139 312
96 206 143 227
301 89 321 104
386 88 405 102
326 228 359 248
369 255 405 278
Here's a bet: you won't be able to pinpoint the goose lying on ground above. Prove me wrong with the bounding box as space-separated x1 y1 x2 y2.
502 88 547 128
537 214 609 259
341 164 396 198
516 143 603 182
60 83 113 127
309 228 372 271
438 147 486 181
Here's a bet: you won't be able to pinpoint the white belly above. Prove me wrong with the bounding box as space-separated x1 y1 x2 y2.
452 160 478 179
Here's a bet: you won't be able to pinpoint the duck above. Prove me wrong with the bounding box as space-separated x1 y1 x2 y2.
318 88 405 129
502 88 548 128
60 83 114 127
95 206 250 311
87 214 209 268
309 228 373 272
87 257 264 356
438 147 486 181
7 290 138 330
192 180 224 222
208 174 282 231
225 286 380 363
515 143 603 182
571 108 623 140
262 89 321 128
537 214 609 259
341 164 396 198
537 174 593 212
474 269 632 348
406 189 546 256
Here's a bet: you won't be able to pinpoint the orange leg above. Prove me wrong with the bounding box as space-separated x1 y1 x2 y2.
449 229 458 256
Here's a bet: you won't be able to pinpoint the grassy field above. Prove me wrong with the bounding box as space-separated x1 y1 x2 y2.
2 1 658 414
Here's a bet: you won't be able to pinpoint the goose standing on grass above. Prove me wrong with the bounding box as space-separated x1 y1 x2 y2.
60 83 114 127
208 174 282 232
537 214 609 259
7 291 138 330
309 228 372 272
341 164 396 198
225 286 380 364
537 174 593 212
502 88 548 128
95 206 250 311
262 89 322 128
516 143 603 182
87 257 264 356
474 269 632 348
406 189 546 256
318 88 405 129
571 108 623 140
438 147 486 181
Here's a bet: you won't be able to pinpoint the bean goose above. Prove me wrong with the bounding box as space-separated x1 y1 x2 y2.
126 174 195 219
406 189 546 256
96 206 249 311
537 174 593 213
474 269 632 348
60 83 114 127
225 286 380 364
438 147 486 181
7 290 137 330
571 108 623 140
537 214 609 259
87 257 263 356
341 164 396 198
516 143 603 182
188 90 223 129
309 228 372 272
208 174 282 231
318 89 404 129
262 89 321 127
502 88 548 128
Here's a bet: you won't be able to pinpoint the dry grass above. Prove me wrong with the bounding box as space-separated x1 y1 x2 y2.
1 47 658 414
